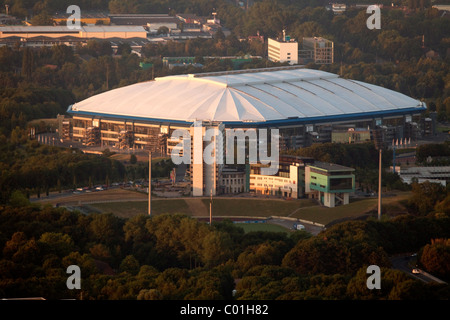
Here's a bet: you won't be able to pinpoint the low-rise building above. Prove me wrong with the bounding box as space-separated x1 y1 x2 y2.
332 3 347 14
53 11 110 25
249 156 314 198
305 162 355 207
398 166 450 186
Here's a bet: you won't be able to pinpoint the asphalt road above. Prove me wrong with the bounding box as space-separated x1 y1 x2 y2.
390 254 447 284
268 218 324 236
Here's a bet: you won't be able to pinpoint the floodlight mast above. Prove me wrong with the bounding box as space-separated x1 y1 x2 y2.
378 147 382 220
373 127 383 221
148 152 151 216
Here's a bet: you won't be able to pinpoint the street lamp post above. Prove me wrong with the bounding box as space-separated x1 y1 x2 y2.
148 152 151 215
373 127 383 221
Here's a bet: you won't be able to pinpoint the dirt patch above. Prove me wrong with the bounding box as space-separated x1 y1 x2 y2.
185 199 208 216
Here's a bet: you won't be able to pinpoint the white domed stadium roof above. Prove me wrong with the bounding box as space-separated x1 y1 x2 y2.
68 66 425 125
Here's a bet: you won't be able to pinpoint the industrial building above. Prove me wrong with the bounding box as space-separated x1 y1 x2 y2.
0 25 148 39
62 66 426 196
397 166 450 187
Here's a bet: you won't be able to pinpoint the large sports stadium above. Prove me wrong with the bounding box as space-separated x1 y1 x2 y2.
65 66 426 152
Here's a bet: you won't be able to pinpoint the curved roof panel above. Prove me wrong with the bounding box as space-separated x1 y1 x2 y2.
69 67 425 124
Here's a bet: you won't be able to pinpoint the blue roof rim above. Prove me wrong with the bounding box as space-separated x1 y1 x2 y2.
66 104 426 128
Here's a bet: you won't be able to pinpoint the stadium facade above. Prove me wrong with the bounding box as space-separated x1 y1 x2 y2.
65 66 426 151
62 66 426 197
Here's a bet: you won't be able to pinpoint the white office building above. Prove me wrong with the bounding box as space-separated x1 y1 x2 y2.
268 37 298 65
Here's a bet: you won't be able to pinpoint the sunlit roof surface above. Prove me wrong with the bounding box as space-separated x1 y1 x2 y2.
68 66 425 124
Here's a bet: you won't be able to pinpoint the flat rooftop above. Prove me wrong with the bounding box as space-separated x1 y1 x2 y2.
309 162 355 172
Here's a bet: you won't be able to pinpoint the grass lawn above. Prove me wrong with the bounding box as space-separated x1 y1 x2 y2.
291 191 411 226
89 199 190 218
203 198 316 217
234 222 291 234
291 198 378 226
86 191 411 226
88 197 316 218
110 153 170 163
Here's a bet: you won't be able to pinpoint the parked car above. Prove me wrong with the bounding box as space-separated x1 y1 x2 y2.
293 223 305 231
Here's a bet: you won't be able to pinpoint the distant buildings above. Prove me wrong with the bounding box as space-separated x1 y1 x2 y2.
0 12 229 48
52 11 110 25
398 166 450 187
268 35 298 65
1 25 148 39
267 35 334 65
0 13 20 25
331 3 347 14
432 5 450 12
299 37 334 64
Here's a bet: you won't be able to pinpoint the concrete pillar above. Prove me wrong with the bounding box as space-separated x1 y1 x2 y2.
344 193 349 205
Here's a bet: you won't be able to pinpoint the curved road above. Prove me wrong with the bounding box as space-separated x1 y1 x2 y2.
390 254 447 284
268 218 324 236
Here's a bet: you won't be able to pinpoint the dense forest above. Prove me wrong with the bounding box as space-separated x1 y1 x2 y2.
0 203 449 299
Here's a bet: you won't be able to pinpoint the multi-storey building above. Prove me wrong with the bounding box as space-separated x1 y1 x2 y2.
305 162 355 207
268 37 298 65
299 37 334 64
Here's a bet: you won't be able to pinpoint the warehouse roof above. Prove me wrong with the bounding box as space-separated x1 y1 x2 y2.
68 66 426 125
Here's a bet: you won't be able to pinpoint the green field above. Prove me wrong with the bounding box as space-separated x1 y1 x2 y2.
86 192 411 226
89 199 190 218
291 198 378 225
291 192 411 225
234 222 291 234
204 198 317 217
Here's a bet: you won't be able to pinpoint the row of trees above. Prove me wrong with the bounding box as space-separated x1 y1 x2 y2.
0 138 126 203
0 203 448 299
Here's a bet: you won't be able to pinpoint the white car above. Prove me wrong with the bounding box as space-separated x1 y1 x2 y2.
293 223 305 231
412 268 420 274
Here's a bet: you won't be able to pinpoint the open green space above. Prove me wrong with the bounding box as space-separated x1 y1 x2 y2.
85 192 411 226
204 198 317 217
233 222 291 234
88 197 317 219
89 199 190 218
292 198 378 225
291 192 411 226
